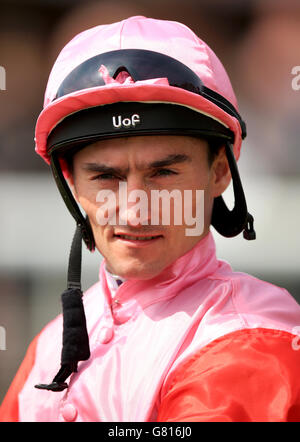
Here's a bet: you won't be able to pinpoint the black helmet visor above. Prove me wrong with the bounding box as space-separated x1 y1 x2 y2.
54 49 246 139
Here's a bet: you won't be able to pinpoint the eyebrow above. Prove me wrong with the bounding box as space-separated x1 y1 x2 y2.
82 154 191 174
82 163 125 175
149 154 191 168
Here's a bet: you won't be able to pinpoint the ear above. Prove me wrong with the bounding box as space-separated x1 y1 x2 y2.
210 146 232 198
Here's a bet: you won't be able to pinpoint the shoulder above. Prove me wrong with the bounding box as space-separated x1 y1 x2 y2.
209 262 300 334
36 279 104 347
20 280 104 384
158 327 300 421
165 264 300 385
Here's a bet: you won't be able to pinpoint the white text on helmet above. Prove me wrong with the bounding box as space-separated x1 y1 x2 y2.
112 114 141 129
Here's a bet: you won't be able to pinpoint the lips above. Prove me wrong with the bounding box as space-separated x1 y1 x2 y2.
114 233 163 241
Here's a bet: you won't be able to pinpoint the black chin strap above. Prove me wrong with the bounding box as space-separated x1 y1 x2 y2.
211 141 256 241
35 223 90 392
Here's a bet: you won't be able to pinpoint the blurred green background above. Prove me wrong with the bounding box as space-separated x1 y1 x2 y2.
1 0 300 402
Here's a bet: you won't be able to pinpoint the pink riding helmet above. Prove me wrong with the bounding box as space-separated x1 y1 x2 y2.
35 15 244 165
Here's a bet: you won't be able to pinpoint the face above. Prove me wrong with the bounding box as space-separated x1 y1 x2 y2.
69 135 230 280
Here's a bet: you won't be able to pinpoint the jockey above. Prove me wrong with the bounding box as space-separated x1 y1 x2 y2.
1 16 300 422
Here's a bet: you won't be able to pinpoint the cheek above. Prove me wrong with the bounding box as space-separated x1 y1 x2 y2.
183 169 214 228
78 194 94 211
76 187 100 225
184 170 212 209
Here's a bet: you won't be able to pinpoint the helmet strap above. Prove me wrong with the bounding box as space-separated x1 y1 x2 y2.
50 153 95 251
35 224 90 392
211 141 256 240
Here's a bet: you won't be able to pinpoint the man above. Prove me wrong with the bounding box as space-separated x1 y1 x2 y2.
1 16 300 422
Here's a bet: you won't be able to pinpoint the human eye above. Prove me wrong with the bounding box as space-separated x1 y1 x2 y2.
97 173 115 180
92 173 121 181
153 168 178 177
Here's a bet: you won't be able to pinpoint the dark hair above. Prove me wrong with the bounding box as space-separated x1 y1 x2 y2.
207 138 224 166
63 150 75 176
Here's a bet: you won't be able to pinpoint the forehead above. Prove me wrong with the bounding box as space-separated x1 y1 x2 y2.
73 135 208 165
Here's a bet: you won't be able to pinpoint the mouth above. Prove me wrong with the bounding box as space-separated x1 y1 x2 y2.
113 232 164 246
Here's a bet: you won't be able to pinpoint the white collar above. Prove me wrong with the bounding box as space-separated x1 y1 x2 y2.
105 267 125 298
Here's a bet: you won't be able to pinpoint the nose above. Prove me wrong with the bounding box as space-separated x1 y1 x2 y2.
117 177 151 227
